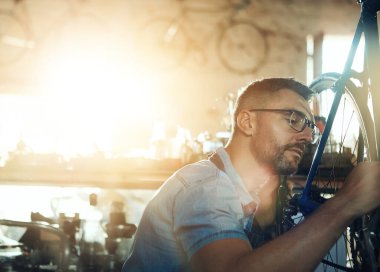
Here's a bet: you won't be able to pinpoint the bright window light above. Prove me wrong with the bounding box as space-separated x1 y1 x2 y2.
318 35 366 148
322 35 365 73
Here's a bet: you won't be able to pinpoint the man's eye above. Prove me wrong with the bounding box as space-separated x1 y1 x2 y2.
290 117 304 127
293 112 305 121
289 115 298 123
290 119 298 125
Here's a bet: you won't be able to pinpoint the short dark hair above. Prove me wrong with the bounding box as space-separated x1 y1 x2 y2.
232 78 314 131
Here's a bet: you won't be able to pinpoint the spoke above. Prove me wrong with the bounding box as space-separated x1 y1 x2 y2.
321 259 354 272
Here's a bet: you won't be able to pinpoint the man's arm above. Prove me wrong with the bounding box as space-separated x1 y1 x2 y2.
190 162 380 272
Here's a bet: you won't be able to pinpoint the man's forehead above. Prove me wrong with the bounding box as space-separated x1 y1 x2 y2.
269 88 313 119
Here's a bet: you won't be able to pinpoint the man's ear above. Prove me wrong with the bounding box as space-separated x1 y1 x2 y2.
236 110 255 136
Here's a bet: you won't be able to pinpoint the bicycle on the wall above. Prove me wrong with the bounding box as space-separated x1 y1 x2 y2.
275 0 380 271
0 0 106 66
136 0 270 74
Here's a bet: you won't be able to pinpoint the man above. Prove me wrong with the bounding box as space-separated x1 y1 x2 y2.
122 78 380 271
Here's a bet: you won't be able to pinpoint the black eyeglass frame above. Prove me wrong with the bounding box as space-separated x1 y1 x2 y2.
248 109 320 144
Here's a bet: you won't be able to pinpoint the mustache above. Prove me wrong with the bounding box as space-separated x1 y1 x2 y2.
282 143 306 153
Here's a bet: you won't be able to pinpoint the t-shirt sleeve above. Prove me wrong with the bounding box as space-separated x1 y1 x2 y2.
173 174 249 259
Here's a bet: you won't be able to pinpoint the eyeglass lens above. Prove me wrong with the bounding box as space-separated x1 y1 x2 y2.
289 112 320 144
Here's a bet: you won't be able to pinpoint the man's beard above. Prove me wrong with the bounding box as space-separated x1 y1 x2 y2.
273 143 306 175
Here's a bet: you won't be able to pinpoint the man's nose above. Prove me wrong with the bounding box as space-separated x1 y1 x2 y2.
297 126 313 143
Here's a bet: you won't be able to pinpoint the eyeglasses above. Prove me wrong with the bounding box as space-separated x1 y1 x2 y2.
249 109 321 144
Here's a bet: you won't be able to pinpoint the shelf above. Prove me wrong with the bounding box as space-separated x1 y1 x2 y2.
0 168 171 189
0 166 348 190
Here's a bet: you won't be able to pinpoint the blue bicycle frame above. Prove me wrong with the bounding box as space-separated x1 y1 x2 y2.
298 0 380 214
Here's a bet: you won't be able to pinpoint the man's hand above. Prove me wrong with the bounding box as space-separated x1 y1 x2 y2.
336 161 380 217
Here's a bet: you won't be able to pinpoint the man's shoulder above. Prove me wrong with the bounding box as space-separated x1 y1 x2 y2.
175 160 222 187
176 160 219 182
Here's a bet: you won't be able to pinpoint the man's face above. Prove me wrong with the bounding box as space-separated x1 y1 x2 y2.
250 88 314 175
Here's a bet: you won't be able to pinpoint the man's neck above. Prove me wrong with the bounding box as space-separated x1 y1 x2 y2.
225 143 279 196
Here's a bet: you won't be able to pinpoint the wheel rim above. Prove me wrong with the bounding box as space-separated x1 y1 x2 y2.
218 22 268 74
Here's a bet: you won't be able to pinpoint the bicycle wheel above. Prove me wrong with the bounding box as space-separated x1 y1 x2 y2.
292 72 378 271
0 11 31 65
136 17 189 70
217 21 268 74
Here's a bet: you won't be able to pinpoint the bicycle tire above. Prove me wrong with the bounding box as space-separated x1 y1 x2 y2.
136 17 189 70
217 21 268 74
297 72 378 271
0 11 31 65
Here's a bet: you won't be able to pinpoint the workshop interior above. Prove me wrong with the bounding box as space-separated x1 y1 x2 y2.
0 0 372 271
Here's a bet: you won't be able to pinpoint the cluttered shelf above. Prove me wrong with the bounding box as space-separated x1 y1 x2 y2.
0 135 220 189
0 165 349 191
0 156 187 189
0 167 172 189
0 141 353 189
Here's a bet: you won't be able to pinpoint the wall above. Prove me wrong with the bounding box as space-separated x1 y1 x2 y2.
0 0 360 144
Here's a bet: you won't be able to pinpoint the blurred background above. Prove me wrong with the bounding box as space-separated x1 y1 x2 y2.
0 0 367 271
